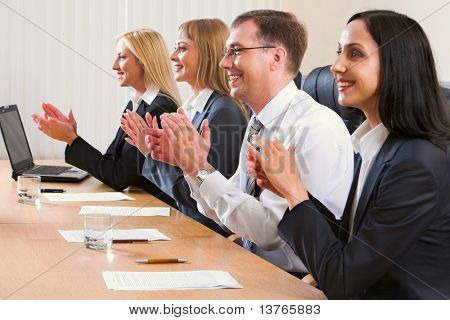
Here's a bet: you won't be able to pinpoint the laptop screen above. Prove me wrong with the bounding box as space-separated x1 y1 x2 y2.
0 105 34 171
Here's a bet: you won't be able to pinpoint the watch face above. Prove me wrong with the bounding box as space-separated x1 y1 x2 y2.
196 168 214 182
198 169 209 180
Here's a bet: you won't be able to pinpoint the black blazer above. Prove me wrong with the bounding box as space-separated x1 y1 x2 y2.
65 94 177 204
278 134 450 299
142 91 247 236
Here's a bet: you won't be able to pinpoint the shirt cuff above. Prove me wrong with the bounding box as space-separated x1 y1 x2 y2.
198 171 230 208
184 173 201 197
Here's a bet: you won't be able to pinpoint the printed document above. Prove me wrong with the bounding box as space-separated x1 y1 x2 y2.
79 206 170 216
44 192 134 202
102 271 243 290
58 229 170 242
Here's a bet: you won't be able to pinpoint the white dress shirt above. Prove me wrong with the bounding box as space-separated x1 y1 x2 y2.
182 88 214 121
130 86 159 111
348 121 390 238
187 81 354 272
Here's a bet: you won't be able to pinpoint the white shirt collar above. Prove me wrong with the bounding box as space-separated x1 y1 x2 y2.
183 88 214 121
256 81 299 130
130 86 159 111
351 120 390 162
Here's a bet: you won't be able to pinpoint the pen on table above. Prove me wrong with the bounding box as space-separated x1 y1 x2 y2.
135 258 187 264
113 239 151 244
41 188 65 193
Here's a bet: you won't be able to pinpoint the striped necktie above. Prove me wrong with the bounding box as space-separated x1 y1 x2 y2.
242 116 263 251
245 116 264 196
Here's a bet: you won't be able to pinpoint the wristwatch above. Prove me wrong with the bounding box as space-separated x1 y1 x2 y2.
195 167 216 185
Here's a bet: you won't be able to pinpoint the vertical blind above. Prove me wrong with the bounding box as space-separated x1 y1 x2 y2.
0 0 281 159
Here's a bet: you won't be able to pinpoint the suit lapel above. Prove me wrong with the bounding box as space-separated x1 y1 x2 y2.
138 96 161 117
114 101 133 152
135 99 148 116
116 99 150 156
191 110 206 129
352 134 403 233
191 92 219 130
339 154 362 243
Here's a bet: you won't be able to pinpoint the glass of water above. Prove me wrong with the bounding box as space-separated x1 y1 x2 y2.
84 213 113 250
17 175 41 205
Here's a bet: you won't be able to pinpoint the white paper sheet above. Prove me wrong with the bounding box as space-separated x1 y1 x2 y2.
58 230 85 242
113 229 171 241
44 192 134 202
58 229 170 242
79 206 170 217
102 271 243 291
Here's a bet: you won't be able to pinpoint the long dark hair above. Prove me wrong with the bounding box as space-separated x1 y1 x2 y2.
348 10 450 150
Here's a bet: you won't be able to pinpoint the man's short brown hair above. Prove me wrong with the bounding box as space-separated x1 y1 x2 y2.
231 10 308 75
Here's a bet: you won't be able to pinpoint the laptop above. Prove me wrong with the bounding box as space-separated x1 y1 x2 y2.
0 104 89 182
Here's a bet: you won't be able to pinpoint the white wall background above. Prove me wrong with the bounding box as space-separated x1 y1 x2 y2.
0 0 281 159
0 0 448 160
283 0 450 81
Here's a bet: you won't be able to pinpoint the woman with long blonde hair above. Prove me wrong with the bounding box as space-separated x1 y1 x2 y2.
122 19 247 235
32 29 178 203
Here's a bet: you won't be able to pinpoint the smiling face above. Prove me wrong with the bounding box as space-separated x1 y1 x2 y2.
219 20 274 111
112 39 145 93
331 19 381 117
170 31 200 89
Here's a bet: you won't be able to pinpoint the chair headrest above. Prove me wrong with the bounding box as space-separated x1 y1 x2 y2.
293 71 302 89
441 86 450 106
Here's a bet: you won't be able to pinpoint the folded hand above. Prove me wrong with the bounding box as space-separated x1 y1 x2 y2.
247 138 309 209
121 111 151 156
141 113 178 166
160 108 211 176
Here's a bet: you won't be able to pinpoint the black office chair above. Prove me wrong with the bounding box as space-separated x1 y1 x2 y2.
293 71 302 89
303 65 365 134
441 86 450 106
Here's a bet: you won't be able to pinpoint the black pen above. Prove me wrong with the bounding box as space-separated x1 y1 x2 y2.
113 239 151 243
41 188 65 193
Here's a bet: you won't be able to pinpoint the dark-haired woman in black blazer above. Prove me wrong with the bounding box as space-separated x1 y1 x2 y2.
248 10 450 299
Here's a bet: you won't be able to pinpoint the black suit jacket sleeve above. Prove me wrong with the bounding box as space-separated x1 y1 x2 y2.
143 96 246 212
65 95 177 191
278 153 444 299
65 135 142 191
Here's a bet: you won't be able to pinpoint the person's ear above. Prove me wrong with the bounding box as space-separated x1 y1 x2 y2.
270 47 287 71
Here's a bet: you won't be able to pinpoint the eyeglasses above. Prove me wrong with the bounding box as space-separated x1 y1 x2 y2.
222 46 275 58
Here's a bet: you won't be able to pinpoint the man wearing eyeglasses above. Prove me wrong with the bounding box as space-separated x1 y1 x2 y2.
156 10 354 276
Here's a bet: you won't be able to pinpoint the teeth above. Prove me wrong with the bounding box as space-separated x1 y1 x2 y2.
229 75 240 81
338 81 353 87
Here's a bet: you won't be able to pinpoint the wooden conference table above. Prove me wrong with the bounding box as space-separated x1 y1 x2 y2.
0 160 325 300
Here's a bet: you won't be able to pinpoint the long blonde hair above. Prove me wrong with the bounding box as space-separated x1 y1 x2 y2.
178 19 248 119
117 29 181 106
